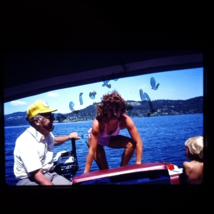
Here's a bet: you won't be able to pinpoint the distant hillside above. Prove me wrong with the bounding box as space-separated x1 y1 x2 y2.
4 112 62 127
126 96 203 117
4 97 203 127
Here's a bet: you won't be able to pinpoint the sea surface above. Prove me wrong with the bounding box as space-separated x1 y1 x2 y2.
5 113 203 185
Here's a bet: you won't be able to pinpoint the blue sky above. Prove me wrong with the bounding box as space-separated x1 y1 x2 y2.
4 67 203 115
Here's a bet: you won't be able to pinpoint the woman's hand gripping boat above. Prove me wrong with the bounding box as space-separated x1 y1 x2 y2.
53 139 183 185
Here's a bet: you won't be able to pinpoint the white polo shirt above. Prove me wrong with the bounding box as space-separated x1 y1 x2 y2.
14 126 55 180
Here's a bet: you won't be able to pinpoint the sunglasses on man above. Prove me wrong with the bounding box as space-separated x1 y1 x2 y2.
37 113 55 120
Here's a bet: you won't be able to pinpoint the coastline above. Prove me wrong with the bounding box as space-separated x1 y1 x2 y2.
4 113 202 127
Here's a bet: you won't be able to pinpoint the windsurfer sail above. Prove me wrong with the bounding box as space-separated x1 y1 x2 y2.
69 101 75 112
89 91 97 99
79 93 83 105
102 79 118 88
150 77 160 90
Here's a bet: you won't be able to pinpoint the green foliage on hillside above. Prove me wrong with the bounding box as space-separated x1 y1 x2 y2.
56 114 67 123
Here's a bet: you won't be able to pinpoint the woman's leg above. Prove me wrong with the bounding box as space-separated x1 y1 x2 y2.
108 135 136 166
88 138 109 170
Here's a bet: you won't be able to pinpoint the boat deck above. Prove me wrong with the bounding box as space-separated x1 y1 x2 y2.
72 163 180 184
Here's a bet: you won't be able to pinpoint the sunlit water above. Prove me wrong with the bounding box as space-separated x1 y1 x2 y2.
5 113 203 185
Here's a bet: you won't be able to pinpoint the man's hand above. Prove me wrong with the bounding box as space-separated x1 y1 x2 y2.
68 132 81 140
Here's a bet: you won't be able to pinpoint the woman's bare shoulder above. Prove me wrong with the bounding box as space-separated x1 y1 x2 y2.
183 161 192 169
92 118 99 129
92 118 105 133
183 161 203 184
120 114 134 128
183 161 203 174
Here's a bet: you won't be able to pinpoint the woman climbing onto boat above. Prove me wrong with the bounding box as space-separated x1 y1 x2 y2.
84 90 143 173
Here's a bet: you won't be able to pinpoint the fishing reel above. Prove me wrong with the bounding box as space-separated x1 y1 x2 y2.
53 139 79 179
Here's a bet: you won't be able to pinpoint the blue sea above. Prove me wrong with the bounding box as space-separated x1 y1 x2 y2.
5 113 203 185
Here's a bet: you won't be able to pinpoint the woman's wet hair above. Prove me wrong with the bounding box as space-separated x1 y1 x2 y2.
185 136 203 162
96 90 127 123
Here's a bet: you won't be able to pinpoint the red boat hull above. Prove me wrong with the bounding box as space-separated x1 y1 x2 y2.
72 163 180 185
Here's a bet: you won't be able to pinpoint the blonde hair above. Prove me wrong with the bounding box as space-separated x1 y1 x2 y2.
185 136 203 161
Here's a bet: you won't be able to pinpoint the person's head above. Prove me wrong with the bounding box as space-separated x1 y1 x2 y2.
26 100 57 135
185 136 203 162
96 90 126 123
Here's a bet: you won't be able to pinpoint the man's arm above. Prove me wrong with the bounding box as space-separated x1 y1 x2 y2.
124 115 143 164
31 169 54 185
54 132 80 145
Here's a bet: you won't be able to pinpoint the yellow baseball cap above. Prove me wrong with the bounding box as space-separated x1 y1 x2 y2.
27 100 57 120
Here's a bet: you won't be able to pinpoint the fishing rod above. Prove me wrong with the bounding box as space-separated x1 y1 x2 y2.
71 138 78 166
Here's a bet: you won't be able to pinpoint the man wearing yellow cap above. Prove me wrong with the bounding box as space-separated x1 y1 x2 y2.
14 100 80 185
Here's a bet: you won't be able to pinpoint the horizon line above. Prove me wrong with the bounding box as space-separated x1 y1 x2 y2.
4 96 203 116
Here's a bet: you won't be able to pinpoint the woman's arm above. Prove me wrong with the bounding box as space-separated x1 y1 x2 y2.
84 120 100 173
122 115 143 164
